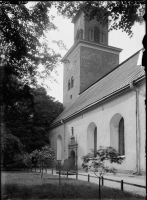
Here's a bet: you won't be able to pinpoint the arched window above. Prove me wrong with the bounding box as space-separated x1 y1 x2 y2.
57 135 62 160
110 113 125 156
68 79 71 91
87 122 97 156
94 127 97 157
71 76 74 88
119 117 125 155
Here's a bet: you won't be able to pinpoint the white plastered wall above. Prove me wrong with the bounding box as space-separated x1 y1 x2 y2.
49 82 146 173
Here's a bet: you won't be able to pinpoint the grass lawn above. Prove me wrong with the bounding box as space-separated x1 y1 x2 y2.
1 170 145 200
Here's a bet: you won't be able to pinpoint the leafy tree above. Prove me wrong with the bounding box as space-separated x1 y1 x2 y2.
30 145 56 177
54 1 145 37
82 146 125 177
14 153 32 168
0 2 64 163
4 86 63 153
1 124 25 167
0 2 62 85
0 1 64 130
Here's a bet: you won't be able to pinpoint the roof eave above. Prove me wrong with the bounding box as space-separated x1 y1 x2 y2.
49 74 145 130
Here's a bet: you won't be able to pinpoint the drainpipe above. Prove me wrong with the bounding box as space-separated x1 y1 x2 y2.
129 82 140 174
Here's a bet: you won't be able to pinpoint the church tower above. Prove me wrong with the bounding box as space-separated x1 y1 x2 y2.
62 11 122 109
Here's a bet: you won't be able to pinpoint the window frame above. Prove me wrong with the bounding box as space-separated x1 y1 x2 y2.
89 28 94 41
118 117 125 156
71 76 74 88
100 31 105 44
68 79 71 91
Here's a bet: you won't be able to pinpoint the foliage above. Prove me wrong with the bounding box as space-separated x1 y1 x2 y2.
82 146 125 177
4 86 63 153
30 145 56 168
0 2 62 85
14 153 32 168
1 125 25 167
0 2 64 156
54 1 145 37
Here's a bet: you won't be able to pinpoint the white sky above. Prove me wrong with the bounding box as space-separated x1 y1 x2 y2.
42 8 145 103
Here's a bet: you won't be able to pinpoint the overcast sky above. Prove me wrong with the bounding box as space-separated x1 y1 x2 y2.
41 7 145 103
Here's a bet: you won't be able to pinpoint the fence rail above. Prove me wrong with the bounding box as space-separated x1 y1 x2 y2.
25 167 146 191
55 169 146 190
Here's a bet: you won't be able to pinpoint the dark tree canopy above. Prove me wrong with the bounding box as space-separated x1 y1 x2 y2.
4 86 63 153
0 2 62 85
54 1 145 37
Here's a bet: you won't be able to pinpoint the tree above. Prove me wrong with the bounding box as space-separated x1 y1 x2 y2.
30 145 56 177
0 2 62 85
4 86 63 153
82 146 125 177
1 124 25 167
0 2 65 164
54 1 145 37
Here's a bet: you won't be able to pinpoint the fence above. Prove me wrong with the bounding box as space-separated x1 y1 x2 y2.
25 167 146 198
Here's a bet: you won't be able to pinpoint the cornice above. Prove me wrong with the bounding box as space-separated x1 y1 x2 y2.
61 39 122 62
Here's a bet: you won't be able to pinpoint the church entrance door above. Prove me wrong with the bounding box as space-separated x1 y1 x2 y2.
70 150 75 170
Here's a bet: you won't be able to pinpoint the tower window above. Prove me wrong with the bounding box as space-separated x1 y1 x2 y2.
71 76 74 88
89 28 94 41
94 26 100 43
100 31 105 43
68 79 71 91
75 29 83 42
89 26 100 43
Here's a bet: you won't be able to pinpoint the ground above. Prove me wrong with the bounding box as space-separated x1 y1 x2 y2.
1 170 146 200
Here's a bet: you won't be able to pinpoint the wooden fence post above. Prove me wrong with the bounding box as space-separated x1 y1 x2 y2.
59 170 61 185
52 169 53 174
67 171 68 178
121 180 123 191
88 174 90 182
99 177 101 199
76 172 78 180
102 176 104 186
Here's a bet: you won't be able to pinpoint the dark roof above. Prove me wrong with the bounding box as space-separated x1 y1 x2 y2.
50 49 145 128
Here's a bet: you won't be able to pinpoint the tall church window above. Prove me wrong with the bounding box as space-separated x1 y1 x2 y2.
71 76 74 88
94 127 97 157
110 113 125 156
118 117 125 155
68 79 71 91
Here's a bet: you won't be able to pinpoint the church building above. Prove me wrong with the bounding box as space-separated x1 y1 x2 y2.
49 11 146 174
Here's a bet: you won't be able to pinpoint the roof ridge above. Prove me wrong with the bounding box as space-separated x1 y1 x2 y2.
79 48 143 95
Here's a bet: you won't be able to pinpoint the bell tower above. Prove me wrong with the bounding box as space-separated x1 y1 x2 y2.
62 11 122 109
